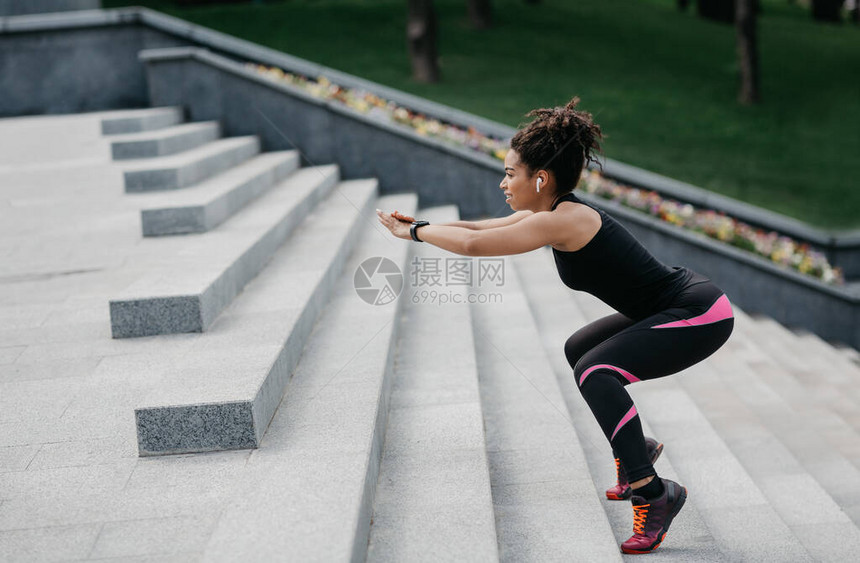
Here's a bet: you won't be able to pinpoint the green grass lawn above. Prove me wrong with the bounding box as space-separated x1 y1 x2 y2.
105 0 860 229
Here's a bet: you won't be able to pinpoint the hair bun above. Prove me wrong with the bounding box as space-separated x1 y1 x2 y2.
510 96 604 192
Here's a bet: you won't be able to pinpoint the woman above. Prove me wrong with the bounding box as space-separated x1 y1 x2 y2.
376 97 734 554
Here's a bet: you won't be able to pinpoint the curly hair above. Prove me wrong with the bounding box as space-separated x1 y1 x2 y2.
509 96 604 195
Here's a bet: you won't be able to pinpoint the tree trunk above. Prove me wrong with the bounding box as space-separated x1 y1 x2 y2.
811 0 843 22
699 0 735 22
468 0 492 29
678 0 691 10
853 0 859 24
736 0 760 104
407 0 440 83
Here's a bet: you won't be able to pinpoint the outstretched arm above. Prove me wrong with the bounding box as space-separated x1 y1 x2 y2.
377 209 560 256
438 211 533 231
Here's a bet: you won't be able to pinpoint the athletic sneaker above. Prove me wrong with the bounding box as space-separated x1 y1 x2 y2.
606 437 664 501
620 477 687 554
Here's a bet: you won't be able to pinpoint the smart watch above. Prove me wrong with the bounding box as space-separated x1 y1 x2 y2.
410 220 430 242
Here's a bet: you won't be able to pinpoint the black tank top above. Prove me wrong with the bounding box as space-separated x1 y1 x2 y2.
550 192 693 320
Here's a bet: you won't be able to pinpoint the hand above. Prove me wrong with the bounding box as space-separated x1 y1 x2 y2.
376 209 412 240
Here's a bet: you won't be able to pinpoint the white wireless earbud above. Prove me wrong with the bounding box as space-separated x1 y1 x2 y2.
536 177 543 193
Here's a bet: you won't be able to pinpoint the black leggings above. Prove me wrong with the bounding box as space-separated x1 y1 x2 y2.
564 273 734 483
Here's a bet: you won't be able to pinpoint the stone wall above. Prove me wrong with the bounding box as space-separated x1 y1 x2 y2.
0 0 101 16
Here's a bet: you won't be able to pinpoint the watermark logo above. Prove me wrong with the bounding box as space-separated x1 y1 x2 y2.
411 257 505 287
354 257 404 306
355 256 505 306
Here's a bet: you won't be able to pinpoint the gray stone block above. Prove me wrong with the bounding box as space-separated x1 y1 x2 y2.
110 121 220 160
140 150 299 236
122 136 259 193
134 179 379 455
101 106 183 136
109 295 203 339
111 164 339 338
135 402 256 455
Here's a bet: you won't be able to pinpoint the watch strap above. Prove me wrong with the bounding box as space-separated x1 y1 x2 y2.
410 220 430 242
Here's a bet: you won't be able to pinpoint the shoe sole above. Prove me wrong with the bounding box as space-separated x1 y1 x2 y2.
620 485 687 554
605 441 665 501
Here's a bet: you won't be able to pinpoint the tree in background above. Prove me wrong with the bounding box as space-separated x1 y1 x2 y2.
407 0 440 83
810 0 844 22
468 0 492 29
697 0 760 23
736 0 760 104
698 0 737 22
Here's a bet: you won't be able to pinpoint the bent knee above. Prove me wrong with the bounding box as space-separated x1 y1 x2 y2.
564 334 590 370
574 361 640 389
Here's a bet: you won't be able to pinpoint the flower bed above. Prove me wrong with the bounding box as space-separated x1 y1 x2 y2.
246 62 845 285
578 171 844 285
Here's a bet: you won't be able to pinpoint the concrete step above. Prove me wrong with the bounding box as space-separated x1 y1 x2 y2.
109 121 221 160
728 310 860 523
133 177 378 455
101 106 184 135
675 356 860 561
121 136 260 193
467 253 621 562
109 165 340 338
751 314 851 386
741 312 860 436
559 273 814 561
791 328 860 375
511 249 726 561
760 314 860 388
200 193 416 561
366 206 498 562
137 151 300 237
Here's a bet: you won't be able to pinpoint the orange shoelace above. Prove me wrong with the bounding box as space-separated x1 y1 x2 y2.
632 503 651 536
614 458 623 481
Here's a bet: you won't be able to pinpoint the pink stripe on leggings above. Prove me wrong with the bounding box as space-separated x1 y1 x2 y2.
652 294 734 329
611 405 638 440
579 363 641 387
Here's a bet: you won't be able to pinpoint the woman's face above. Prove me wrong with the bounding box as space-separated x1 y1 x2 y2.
500 150 538 210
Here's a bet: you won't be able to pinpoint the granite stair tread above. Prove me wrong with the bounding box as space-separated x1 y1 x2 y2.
109 164 339 338
136 150 300 236
109 121 221 160
727 310 860 521
133 177 378 454
366 206 498 563
121 135 260 192
740 312 860 427
469 252 622 562
675 357 860 560
200 193 416 561
100 106 184 135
